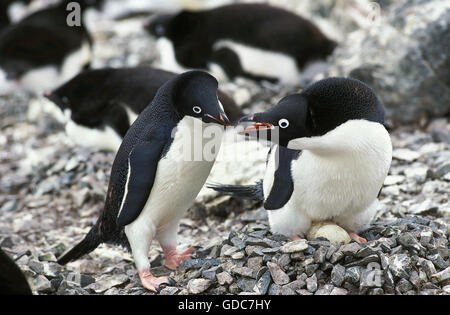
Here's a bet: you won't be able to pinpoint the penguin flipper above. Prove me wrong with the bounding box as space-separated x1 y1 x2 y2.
116 140 165 227
207 180 264 201
263 146 301 210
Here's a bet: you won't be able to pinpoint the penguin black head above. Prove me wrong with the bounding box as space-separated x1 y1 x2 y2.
240 77 385 147
144 11 199 40
44 68 116 113
171 70 231 126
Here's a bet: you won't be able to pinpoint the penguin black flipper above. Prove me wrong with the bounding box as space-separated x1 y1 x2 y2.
116 139 166 227
264 146 301 210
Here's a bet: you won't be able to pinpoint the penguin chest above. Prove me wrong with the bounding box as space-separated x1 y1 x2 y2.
290 151 387 220
138 117 222 228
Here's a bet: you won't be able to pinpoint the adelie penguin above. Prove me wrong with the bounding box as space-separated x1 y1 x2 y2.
45 66 242 151
210 77 392 243
0 0 100 95
145 3 337 85
57 71 231 292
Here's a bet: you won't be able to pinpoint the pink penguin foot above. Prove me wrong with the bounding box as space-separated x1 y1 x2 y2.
348 232 367 243
290 235 304 241
163 246 194 270
139 270 171 292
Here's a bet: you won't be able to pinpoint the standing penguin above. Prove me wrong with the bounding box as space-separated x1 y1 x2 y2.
210 77 392 242
145 3 337 85
0 0 97 95
45 66 242 152
57 71 231 292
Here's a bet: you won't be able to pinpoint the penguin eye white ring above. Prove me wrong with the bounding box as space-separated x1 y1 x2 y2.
279 118 289 128
193 106 202 114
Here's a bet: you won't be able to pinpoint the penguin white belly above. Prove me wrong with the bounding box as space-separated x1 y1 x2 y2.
289 122 392 222
130 116 222 232
65 119 123 152
213 40 301 85
290 151 380 221
19 41 91 94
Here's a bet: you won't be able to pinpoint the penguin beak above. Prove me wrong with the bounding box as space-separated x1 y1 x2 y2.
204 112 231 126
238 114 274 134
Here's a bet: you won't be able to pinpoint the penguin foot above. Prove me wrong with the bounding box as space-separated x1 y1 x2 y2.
348 232 367 243
163 246 194 270
139 270 171 292
290 235 304 241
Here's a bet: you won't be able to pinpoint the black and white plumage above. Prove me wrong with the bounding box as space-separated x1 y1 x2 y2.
145 3 337 85
0 0 33 30
210 77 392 242
57 71 231 292
0 248 32 295
0 0 97 95
45 66 242 151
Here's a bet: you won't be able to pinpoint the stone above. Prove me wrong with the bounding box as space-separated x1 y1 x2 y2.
202 266 221 281
268 283 282 295
231 251 245 260
315 284 334 295
216 271 234 286
247 256 263 271
396 278 414 293
237 278 257 292
306 274 318 293
331 264 346 287
33 275 53 294
313 246 327 264
392 149 421 162
389 254 411 279
187 279 212 294
180 258 221 270
330 287 348 295
284 279 306 292
431 267 450 283
280 239 308 253
307 221 351 245
384 175 406 186
253 270 272 295
232 267 254 278
267 262 290 285
344 266 361 285
340 242 362 256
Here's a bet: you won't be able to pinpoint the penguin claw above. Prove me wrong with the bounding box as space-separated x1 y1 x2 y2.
163 246 194 270
348 232 367 243
139 270 171 292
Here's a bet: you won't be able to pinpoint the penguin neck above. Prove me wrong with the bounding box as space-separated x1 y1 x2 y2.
149 79 184 123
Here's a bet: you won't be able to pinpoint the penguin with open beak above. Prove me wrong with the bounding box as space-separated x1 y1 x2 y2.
57 71 231 292
210 77 392 243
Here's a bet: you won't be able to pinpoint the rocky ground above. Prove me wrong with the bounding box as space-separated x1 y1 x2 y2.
0 0 449 295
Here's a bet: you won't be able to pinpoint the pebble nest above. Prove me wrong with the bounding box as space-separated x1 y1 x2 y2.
0 4 449 296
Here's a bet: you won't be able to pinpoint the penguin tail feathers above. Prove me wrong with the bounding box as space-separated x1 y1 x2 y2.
207 180 264 202
57 223 102 265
